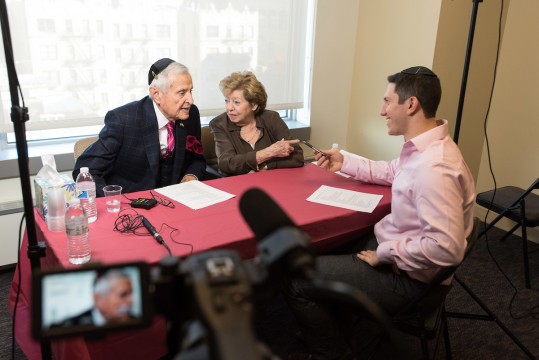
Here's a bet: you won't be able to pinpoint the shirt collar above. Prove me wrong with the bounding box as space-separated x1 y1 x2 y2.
153 101 170 129
406 119 449 152
91 307 107 326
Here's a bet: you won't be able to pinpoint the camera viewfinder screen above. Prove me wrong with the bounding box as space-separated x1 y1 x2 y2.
33 262 150 339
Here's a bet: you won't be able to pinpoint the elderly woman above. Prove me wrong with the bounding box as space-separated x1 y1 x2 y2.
209 71 304 176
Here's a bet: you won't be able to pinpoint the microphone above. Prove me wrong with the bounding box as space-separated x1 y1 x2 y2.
239 188 295 241
239 188 315 280
141 216 164 244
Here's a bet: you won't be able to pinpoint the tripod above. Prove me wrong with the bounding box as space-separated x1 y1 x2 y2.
447 272 536 359
450 1 536 357
0 1 50 359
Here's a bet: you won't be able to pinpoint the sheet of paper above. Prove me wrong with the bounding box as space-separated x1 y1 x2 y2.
307 185 383 213
155 181 236 210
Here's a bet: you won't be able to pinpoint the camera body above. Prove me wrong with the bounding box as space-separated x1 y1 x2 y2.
32 227 315 360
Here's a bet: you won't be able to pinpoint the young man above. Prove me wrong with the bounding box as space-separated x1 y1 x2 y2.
284 66 476 360
73 58 206 197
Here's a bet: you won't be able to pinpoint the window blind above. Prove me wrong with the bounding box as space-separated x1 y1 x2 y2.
0 0 312 133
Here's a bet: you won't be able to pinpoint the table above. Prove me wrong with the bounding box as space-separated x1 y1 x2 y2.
10 163 392 360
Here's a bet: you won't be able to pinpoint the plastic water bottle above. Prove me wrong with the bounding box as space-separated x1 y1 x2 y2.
65 198 91 265
75 167 97 223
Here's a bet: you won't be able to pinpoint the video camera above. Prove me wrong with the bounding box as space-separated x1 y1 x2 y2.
32 188 318 359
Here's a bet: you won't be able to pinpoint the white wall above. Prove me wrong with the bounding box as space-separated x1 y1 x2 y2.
0 212 24 267
0 177 26 266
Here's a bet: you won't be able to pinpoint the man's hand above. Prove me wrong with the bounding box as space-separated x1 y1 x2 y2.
316 148 344 172
357 250 381 267
180 175 198 183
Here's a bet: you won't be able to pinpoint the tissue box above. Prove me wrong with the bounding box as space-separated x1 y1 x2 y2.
34 175 76 222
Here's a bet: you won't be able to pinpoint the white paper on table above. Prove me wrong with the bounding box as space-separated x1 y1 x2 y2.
307 185 383 213
155 181 236 210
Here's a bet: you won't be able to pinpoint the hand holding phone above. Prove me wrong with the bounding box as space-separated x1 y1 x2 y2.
302 140 329 158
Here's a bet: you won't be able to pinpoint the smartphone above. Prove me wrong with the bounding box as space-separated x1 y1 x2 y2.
301 140 329 157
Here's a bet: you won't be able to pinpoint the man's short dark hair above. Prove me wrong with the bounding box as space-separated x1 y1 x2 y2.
387 66 441 118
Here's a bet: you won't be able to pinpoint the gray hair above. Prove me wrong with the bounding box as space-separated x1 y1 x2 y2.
150 62 190 93
93 270 131 296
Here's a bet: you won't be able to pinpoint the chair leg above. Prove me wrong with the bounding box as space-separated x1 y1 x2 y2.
442 315 452 360
519 200 531 289
521 223 531 289
416 316 430 360
419 334 430 360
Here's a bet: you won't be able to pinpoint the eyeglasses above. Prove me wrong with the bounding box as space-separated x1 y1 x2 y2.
401 66 437 77
150 191 175 209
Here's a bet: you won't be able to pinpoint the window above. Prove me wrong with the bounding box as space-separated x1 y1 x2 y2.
206 25 219 38
1 0 314 144
37 19 55 33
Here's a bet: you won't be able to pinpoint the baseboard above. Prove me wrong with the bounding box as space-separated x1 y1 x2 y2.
0 263 16 274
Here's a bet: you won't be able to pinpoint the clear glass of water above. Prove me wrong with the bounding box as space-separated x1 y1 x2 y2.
103 185 122 213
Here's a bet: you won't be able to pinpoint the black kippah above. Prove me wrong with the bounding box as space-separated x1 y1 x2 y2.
401 66 437 77
148 58 175 85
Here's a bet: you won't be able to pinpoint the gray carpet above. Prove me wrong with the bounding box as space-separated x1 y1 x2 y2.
1 223 538 359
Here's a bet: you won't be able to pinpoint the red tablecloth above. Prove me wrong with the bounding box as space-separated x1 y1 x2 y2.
10 164 391 359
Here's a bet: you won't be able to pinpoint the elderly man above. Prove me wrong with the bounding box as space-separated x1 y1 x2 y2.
53 269 135 327
73 58 206 197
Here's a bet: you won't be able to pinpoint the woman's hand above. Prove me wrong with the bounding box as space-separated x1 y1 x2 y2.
257 139 299 164
270 139 299 158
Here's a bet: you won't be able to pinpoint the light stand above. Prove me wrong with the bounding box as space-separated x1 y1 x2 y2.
0 1 50 359
453 0 482 144
449 2 536 358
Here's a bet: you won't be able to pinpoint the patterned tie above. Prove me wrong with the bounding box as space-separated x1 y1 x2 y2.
165 121 175 157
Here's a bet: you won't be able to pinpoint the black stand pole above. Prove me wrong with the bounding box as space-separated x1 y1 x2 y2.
0 1 50 359
453 0 482 144
449 2 536 358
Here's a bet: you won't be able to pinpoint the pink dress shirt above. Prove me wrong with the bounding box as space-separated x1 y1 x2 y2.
341 120 476 284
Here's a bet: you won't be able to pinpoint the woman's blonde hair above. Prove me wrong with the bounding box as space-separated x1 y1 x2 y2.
219 71 267 116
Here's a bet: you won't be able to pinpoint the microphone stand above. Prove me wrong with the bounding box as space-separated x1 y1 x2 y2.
453 0 483 144
0 1 50 359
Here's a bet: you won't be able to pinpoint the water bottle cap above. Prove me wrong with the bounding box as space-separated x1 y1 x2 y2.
80 167 89 173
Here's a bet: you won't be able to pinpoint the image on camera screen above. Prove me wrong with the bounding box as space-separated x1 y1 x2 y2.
32 262 150 340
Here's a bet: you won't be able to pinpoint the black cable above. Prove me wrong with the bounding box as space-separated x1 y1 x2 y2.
479 0 539 321
11 212 24 360
166 224 193 256
112 208 193 256
122 194 136 202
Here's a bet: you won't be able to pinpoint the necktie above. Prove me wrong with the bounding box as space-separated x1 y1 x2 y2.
165 122 175 157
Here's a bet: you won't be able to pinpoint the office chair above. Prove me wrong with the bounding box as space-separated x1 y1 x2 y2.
386 217 481 360
201 126 222 180
73 136 98 160
475 178 539 289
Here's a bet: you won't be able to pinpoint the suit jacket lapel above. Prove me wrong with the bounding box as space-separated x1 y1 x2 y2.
140 97 160 176
172 121 186 181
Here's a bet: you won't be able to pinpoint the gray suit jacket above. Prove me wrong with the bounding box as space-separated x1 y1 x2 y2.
73 96 206 197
